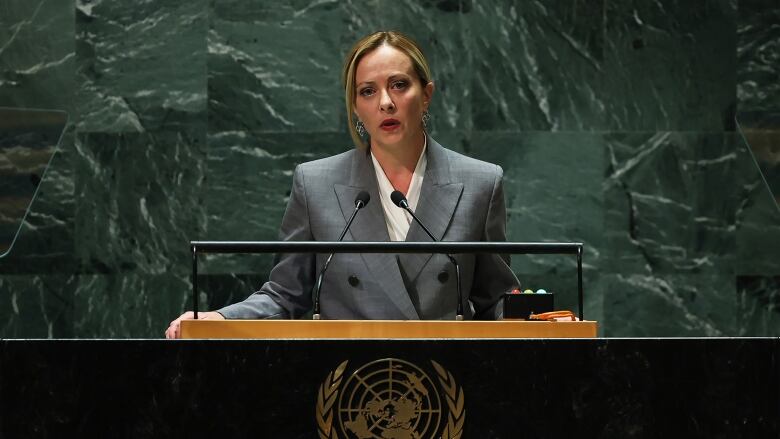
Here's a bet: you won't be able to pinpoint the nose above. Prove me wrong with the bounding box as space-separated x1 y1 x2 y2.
379 89 395 113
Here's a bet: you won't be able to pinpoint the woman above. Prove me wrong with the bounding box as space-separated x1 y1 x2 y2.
166 31 519 338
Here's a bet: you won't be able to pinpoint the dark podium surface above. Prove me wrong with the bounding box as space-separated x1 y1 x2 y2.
1 338 778 438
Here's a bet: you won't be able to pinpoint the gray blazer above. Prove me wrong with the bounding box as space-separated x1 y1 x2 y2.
218 138 520 320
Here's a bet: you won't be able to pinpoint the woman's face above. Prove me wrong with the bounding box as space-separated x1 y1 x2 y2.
353 44 433 151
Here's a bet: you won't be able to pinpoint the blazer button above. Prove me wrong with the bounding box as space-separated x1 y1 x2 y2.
437 270 449 283
348 275 359 287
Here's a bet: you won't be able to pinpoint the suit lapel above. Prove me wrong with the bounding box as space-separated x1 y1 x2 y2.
333 149 419 319
334 184 385 242
398 139 463 282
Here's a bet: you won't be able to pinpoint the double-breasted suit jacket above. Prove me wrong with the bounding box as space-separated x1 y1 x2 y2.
218 138 519 320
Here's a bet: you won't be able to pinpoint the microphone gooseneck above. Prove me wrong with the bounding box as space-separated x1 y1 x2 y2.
312 191 370 319
390 190 464 321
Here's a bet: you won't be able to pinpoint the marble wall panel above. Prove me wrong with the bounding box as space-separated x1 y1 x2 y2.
737 0 780 113
603 0 737 131
604 132 739 274
75 0 207 133
73 131 206 276
0 275 75 338
0 0 75 111
603 272 737 337
469 1 605 131
72 273 190 338
208 0 345 133
737 275 780 336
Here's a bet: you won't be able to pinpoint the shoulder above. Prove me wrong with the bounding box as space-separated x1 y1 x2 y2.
291 148 363 192
297 148 356 176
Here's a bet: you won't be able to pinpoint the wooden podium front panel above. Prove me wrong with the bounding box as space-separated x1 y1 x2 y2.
180 319 597 339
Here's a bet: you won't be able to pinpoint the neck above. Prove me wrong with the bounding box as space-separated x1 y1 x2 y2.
371 131 426 195
371 131 426 174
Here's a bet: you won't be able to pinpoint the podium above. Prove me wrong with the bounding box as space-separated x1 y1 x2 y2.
2 336 776 437
180 319 598 338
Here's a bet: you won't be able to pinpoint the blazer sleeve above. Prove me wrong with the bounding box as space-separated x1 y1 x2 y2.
217 165 316 319
469 165 521 319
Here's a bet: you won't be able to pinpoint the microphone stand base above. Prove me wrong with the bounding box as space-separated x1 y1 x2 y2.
312 314 321 320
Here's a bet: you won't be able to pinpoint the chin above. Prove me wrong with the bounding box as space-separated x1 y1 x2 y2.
372 130 402 141
377 136 407 148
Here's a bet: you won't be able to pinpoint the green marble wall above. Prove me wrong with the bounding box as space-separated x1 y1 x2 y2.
0 0 777 337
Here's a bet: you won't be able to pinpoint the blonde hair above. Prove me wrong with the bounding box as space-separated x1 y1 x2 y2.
342 31 433 149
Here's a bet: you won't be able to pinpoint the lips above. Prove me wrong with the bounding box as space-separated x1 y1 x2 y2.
380 118 401 131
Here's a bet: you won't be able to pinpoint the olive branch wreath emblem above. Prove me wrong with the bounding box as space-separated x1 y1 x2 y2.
316 359 465 439
431 360 466 439
316 360 348 439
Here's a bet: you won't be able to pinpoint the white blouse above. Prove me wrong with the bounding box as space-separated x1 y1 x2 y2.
370 137 428 241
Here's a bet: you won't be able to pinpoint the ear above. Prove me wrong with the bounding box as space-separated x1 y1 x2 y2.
423 81 435 110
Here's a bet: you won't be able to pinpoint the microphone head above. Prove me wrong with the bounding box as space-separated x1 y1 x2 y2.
390 190 407 208
355 191 370 208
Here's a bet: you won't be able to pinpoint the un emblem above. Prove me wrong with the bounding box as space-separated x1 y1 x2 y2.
316 358 465 439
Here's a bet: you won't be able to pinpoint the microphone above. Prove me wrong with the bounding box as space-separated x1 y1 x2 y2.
312 191 370 319
390 190 464 320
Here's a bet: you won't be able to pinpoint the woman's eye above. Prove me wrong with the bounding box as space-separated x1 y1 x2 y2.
359 88 375 97
392 81 408 89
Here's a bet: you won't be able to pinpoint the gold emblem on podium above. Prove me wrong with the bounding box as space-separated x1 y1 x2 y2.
316 358 465 439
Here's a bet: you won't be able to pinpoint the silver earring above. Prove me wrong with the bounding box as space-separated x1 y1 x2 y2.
356 119 367 137
422 110 431 128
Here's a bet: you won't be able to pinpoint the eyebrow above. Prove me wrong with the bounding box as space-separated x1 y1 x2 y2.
356 73 412 87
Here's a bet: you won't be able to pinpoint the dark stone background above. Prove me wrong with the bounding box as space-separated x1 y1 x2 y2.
0 0 778 337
